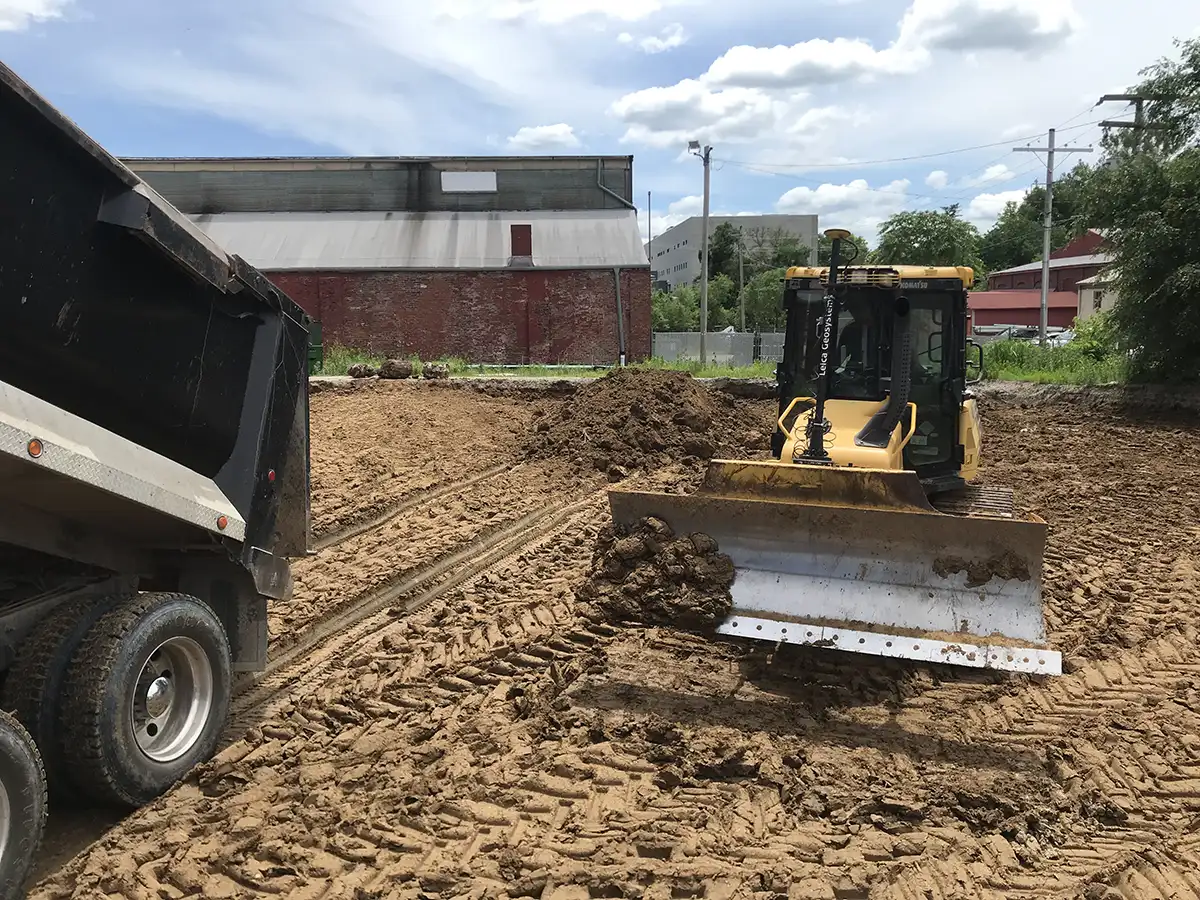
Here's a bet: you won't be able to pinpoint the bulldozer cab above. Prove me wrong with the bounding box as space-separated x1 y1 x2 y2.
772 266 973 489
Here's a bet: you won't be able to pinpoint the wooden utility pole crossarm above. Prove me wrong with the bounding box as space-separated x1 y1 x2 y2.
1013 128 1094 345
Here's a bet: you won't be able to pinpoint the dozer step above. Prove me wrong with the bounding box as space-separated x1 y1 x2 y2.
930 484 1016 520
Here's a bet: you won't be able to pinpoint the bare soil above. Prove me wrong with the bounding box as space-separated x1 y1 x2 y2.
28 376 1200 900
525 368 775 477
577 516 734 631
307 381 533 540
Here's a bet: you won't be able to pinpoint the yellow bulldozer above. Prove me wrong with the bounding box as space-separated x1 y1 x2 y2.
609 230 1060 676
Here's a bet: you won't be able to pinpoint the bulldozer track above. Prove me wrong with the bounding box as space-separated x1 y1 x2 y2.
310 463 513 551
226 486 607 733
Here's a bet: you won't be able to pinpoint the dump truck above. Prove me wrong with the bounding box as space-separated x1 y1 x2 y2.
610 230 1060 677
0 61 311 897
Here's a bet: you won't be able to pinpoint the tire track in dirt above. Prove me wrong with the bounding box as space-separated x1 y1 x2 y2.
276 462 597 648
870 627 1200 898
26 487 618 900
231 487 611 733
30 521 1200 899
311 462 511 551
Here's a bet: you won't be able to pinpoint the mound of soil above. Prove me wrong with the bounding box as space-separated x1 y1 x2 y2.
576 515 735 630
525 368 773 477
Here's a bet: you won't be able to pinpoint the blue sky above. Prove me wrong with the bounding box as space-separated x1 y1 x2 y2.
4 0 1198 244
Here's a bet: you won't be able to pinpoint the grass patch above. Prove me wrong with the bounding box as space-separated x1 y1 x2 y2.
982 339 1127 385
317 344 387 376
313 349 778 380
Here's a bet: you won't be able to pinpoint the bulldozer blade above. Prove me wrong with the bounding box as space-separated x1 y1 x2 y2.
609 460 1060 676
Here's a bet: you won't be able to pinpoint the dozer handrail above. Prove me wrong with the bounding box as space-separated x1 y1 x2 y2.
896 402 918 452
777 396 816 441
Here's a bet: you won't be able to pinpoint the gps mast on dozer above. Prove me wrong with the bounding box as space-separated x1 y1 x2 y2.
0 61 311 898
609 229 1061 676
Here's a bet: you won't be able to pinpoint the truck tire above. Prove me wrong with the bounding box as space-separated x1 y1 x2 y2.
59 592 232 808
0 710 46 900
1 593 125 800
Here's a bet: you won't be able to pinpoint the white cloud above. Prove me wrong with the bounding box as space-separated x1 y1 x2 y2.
611 79 783 147
960 162 1017 187
926 169 949 188
967 187 1030 227
702 37 923 89
776 178 912 241
0 0 69 30
506 123 581 151
895 0 1080 54
623 22 687 53
610 0 1082 150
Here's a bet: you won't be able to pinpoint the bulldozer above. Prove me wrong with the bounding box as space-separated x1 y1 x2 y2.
609 230 1060 676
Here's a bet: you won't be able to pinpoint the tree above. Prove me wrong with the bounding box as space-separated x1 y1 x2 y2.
651 286 698 331
741 267 789 332
700 222 741 282
817 231 871 265
1073 36 1200 382
979 166 1090 273
706 273 737 330
871 205 984 273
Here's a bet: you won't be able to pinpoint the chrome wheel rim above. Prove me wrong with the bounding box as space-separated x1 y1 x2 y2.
0 769 10 867
131 636 214 763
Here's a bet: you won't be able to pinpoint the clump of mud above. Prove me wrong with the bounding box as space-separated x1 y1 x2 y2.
576 516 735 630
525 368 772 477
933 550 1031 588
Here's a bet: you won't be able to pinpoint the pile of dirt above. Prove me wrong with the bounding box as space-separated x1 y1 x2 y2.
525 368 774 477
576 515 735 630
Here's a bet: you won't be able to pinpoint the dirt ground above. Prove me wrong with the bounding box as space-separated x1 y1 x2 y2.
28 376 1200 900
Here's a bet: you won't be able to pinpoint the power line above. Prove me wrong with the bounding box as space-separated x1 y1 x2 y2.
712 121 1103 170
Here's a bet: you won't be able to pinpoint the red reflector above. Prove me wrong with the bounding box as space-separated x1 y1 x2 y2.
217 515 229 530
268 469 276 482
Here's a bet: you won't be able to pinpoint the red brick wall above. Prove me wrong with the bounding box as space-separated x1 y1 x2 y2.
987 264 1102 293
970 307 1077 328
268 268 652 364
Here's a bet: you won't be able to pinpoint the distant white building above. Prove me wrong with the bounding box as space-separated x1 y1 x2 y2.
646 214 819 289
1076 271 1118 322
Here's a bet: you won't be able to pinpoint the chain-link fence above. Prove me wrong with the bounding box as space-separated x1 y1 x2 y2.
652 332 786 365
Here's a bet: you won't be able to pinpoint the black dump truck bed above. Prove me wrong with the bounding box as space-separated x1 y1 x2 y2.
0 61 315 891
0 59 311 563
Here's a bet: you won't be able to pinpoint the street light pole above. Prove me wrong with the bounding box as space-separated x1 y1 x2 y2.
689 140 713 365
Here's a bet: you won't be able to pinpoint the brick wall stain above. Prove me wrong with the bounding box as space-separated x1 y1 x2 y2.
268 269 650 364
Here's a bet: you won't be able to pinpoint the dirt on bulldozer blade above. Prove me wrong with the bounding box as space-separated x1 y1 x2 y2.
577 516 735 631
29 376 1200 900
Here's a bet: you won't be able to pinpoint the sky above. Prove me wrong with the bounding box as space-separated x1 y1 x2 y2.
3 0 1198 247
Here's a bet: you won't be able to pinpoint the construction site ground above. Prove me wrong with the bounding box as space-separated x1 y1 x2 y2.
28 374 1200 900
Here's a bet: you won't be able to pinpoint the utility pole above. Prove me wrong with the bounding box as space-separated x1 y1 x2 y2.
689 140 712 364
1014 128 1093 345
1098 93 1155 153
737 227 745 332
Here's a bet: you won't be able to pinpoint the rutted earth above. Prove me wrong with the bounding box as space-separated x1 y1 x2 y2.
29 375 1200 900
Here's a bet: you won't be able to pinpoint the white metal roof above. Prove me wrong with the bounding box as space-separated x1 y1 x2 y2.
189 209 649 270
990 253 1113 276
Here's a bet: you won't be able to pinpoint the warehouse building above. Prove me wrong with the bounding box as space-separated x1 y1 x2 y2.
647 214 819 289
125 156 649 364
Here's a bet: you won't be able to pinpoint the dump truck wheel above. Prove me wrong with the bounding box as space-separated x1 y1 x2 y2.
59 592 232 808
1 593 125 800
0 710 46 900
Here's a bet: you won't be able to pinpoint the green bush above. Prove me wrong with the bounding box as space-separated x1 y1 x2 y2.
982 335 1126 385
